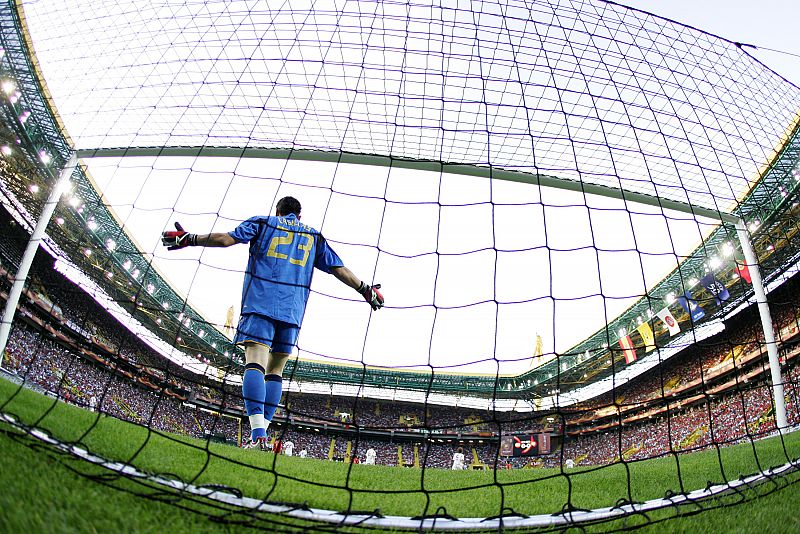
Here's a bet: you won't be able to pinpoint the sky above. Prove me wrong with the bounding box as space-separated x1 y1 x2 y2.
17 0 800 377
622 0 800 87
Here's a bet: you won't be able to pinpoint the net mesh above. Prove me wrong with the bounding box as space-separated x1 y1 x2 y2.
0 0 800 531
20 0 800 211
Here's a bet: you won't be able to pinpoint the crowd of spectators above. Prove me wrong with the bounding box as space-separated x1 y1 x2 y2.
4 322 237 441
557 381 783 466
283 392 544 434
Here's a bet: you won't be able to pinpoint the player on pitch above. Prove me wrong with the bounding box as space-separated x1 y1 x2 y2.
161 196 384 449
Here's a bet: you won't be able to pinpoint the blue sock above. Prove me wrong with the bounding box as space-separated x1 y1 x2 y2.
264 374 283 422
242 366 266 441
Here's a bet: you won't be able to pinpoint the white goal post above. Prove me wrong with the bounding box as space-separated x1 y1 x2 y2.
0 154 78 366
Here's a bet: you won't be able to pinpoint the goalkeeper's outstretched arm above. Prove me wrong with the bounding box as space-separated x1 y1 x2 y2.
330 266 361 290
331 267 384 310
161 222 383 309
161 222 236 249
194 232 236 247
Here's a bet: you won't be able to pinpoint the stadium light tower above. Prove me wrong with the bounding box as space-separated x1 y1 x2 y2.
0 154 78 366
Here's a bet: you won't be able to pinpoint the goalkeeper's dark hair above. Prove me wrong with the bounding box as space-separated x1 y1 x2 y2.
276 196 301 217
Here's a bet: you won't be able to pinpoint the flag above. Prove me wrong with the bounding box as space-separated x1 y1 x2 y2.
700 273 730 306
533 334 543 358
735 264 752 284
224 305 235 336
619 335 637 364
656 307 681 336
529 333 552 368
677 290 705 322
636 321 656 352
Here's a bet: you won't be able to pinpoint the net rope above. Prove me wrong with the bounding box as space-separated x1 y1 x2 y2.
0 0 800 531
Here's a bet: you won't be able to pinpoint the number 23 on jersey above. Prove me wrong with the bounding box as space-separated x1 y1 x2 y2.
266 226 315 267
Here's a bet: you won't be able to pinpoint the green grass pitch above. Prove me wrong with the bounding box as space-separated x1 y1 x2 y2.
1 377 800 532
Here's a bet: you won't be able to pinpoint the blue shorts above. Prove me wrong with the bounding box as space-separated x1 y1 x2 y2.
234 313 299 354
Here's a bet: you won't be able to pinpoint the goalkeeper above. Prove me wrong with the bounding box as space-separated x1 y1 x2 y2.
162 196 384 449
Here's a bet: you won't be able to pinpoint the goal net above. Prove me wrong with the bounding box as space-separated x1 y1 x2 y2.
1 0 800 530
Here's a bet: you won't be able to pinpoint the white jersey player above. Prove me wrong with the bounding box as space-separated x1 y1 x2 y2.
451 447 466 470
283 440 294 456
365 447 377 465
298 448 307 458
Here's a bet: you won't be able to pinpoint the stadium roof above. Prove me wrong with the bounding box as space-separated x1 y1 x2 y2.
1 1 800 398
16 0 800 213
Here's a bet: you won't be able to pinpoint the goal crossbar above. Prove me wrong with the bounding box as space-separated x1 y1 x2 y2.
75 146 741 225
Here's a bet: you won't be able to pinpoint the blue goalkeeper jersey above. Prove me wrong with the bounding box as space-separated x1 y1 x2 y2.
228 214 343 326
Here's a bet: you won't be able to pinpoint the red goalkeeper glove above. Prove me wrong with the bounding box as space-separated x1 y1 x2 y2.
161 222 196 251
358 282 384 310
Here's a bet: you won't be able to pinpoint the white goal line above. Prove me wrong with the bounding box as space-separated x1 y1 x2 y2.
2 411 797 531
